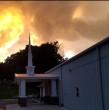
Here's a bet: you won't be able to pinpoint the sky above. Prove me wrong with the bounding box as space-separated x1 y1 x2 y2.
0 1 109 62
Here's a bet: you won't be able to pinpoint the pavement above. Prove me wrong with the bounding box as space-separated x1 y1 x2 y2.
6 104 69 110
0 99 18 110
0 99 69 110
0 99 18 107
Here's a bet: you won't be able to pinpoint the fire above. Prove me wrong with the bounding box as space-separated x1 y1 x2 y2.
30 31 42 46
64 51 74 59
0 7 42 62
29 16 42 46
0 8 24 62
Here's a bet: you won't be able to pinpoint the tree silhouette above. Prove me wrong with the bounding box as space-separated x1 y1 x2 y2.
0 41 64 81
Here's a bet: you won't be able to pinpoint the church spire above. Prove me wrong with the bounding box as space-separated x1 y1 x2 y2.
28 33 33 66
26 33 35 74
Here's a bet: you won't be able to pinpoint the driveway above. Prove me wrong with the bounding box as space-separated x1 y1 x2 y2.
0 99 69 110
6 104 69 110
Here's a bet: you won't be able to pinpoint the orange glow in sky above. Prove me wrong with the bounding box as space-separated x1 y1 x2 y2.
30 31 42 46
72 6 84 19
0 1 108 62
0 8 41 62
0 8 24 62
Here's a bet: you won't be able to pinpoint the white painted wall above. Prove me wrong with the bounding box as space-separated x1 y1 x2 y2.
46 39 109 110
62 49 103 110
47 67 63 105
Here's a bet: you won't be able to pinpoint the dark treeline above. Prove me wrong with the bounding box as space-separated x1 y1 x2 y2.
0 41 65 81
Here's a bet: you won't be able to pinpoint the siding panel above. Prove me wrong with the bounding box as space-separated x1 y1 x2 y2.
100 43 109 110
62 49 102 110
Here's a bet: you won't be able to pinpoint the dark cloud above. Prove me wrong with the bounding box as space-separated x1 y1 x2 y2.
72 14 109 41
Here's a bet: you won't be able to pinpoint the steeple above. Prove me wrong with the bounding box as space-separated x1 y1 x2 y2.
28 33 33 66
26 33 35 74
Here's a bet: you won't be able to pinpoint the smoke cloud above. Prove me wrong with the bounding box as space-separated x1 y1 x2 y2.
0 1 109 61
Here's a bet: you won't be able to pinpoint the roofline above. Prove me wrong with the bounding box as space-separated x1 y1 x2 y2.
45 36 109 73
15 73 59 81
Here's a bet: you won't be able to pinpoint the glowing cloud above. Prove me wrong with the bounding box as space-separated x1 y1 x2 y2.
73 7 83 19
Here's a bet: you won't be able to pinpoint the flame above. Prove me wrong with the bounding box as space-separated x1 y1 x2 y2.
0 8 24 62
30 31 42 46
64 51 74 59
0 6 43 62
29 16 42 46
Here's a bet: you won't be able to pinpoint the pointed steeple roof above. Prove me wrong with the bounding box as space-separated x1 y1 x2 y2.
26 33 35 74
28 33 33 66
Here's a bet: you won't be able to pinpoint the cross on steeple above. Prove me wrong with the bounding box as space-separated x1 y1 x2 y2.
26 33 35 74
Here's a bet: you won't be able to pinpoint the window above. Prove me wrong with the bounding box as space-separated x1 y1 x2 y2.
76 87 79 97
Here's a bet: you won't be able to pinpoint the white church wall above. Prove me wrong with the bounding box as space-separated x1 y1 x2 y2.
47 67 63 105
100 42 109 110
45 38 109 109
62 49 103 110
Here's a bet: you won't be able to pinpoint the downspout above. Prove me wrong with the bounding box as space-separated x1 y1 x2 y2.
96 47 105 110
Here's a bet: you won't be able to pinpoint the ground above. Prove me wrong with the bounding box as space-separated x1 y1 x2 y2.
0 99 69 110
6 104 69 110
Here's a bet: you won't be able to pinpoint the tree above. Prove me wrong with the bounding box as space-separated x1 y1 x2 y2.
33 41 64 73
0 41 64 81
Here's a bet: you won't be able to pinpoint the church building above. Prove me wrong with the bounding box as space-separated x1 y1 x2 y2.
15 36 109 110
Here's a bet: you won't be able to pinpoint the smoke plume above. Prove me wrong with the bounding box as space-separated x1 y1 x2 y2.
0 1 109 61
